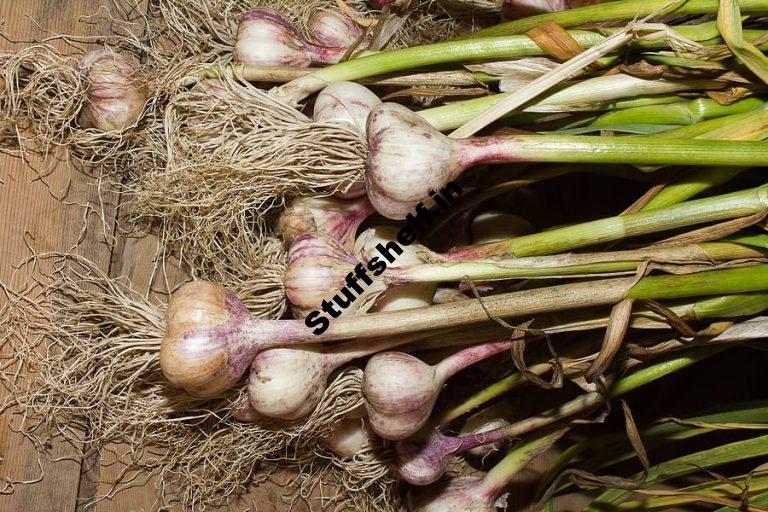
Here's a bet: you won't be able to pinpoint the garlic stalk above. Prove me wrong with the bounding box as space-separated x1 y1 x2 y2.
396 342 736 486
160 264 768 397
233 9 347 67
363 341 513 440
365 102 768 220
78 49 146 131
409 431 564 511
270 20 766 104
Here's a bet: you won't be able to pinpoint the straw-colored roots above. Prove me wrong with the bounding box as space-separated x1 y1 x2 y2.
127 76 364 295
0 253 368 509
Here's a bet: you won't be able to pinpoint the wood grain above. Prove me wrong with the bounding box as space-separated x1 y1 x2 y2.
0 2 118 511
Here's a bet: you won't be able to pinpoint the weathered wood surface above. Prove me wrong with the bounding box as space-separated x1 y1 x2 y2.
0 2 117 511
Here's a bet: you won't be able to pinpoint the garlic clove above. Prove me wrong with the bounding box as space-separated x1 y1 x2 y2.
366 103 462 220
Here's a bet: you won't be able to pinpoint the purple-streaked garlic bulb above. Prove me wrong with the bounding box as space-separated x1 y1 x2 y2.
366 102 538 219
284 233 368 318
233 9 346 67
160 281 265 397
160 281 326 397
363 341 511 440
320 414 378 458
314 82 382 198
79 49 146 131
409 475 498 512
355 226 438 311
314 82 382 135
248 333 421 420
394 426 508 485
308 9 364 48
278 195 374 249
369 0 405 8
470 212 534 245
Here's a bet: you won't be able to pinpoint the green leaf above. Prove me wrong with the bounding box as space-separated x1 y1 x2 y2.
583 434 768 510
541 125 681 135
717 0 768 85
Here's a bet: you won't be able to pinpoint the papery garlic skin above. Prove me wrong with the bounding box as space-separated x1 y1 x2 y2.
233 9 345 67
308 9 363 48
284 233 360 318
366 102 463 220
79 49 146 131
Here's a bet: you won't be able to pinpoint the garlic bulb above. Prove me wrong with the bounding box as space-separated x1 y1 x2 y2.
355 226 437 311
366 102 463 220
363 341 511 440
160 281 306 397
314 81 382 136
278 195 374 250
308 9 363 48
233 9 346 67
314 82 382 198
320 415 378 458
470 212 534 244
284 232 385 318
79 49 146 131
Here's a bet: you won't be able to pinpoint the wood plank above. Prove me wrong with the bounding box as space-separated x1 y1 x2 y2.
0 2 119 511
